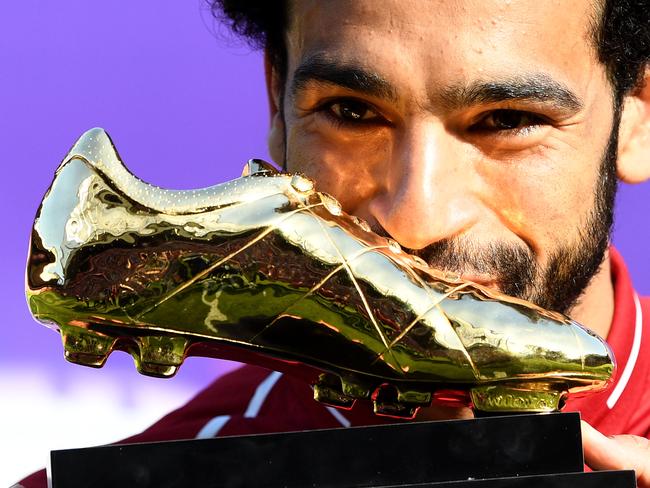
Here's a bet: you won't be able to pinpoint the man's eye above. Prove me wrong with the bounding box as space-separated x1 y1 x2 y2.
327 99 379 123
474 109 548 133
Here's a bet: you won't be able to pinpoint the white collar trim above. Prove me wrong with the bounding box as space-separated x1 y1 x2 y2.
606 293 643 409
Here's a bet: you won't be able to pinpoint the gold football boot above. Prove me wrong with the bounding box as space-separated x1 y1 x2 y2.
26 128 614 418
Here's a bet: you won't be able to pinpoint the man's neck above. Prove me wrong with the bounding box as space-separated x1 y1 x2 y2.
568 251 615 339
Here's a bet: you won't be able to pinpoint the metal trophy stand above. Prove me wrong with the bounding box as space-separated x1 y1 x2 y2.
50 412 634 487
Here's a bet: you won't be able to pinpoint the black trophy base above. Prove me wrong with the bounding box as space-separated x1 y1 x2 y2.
50 412 635 487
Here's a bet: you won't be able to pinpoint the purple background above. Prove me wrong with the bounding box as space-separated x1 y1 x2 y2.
0 1 648 483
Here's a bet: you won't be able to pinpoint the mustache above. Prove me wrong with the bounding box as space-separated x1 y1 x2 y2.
370 223 536 298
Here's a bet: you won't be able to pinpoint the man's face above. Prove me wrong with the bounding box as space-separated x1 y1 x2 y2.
272 0 617 314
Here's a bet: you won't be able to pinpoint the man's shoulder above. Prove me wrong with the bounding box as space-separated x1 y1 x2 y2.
595 290 650 437
640 294 650 329
188 364 284 415
640 294 650 309
122 364 350 444
17 365 350 488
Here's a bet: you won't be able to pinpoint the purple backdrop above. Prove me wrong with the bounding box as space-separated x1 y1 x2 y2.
0 1 648 484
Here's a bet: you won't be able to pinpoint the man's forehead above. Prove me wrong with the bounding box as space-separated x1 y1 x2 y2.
288 0 597 36
286 0 601 95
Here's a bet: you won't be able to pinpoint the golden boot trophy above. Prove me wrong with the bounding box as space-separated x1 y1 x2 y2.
27 128 614 418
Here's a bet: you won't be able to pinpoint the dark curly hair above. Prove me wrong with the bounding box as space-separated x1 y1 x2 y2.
210 0 649 101
211 0 289 79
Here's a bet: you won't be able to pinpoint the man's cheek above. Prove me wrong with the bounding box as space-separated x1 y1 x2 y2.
286 127 387 209
475 163 569 249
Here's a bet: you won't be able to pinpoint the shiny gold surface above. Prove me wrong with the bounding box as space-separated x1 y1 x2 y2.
26 128 615 417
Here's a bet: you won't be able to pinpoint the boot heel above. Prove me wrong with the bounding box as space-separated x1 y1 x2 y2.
60 323 117 368
132 335 190 378
470 384 567 413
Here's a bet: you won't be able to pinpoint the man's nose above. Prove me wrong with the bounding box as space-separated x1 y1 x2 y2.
367 120 477 250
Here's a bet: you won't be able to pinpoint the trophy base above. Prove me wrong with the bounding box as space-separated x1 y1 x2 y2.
50 412 634 487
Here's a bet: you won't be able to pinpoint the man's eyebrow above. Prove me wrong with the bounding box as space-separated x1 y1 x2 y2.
439 75 583 113
291 54 397 102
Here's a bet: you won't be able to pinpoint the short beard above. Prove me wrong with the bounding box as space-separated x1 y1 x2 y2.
396 122 620 315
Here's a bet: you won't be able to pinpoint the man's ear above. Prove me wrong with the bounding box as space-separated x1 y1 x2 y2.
265 50 286 167
617 66 650 184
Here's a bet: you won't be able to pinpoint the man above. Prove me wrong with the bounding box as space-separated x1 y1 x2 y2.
18 0 650 486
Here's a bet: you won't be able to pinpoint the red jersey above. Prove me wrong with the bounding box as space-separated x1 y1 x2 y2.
565 248 650 437
18 248 650 487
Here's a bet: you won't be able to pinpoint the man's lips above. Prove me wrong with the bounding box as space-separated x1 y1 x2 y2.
459 274 499 288
418 263 500 288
